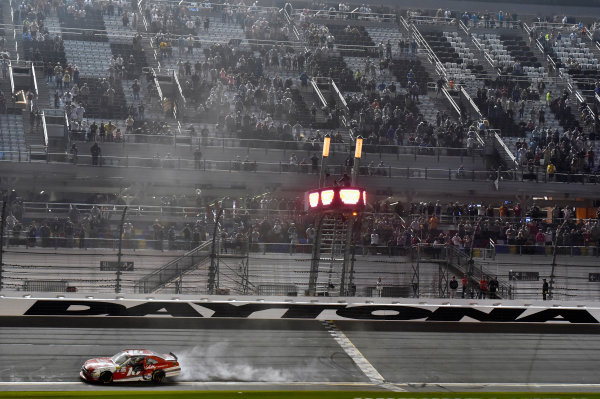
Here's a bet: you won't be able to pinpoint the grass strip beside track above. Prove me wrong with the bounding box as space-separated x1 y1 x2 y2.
3 392 600 399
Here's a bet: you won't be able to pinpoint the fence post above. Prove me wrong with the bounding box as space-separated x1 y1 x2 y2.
0 199 6 291
115 206 128 294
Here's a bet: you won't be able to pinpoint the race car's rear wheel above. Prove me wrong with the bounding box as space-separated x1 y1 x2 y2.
99 372 113 384
151 370 165 384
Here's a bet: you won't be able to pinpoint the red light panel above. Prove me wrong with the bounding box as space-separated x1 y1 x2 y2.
321 190 334 206
308 192 319 208
339 189 361 205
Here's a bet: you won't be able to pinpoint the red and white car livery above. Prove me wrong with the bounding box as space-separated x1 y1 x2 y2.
80 349 181 384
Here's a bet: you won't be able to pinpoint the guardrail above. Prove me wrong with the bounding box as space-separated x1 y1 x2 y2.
8 60 15 94
17 202 405 224
40 110 49 148
330 79 347 110
471 34 499 73
459 20 469 35
20 201 597 226
411 23 465 117
4 232 599 258
137 0 149 31
311 78 328 108
460 87 482 118
493 130 518 169
2 234 210 251
67 132 480 157
31 63 38 97
291 8 396 22
5 151 598 185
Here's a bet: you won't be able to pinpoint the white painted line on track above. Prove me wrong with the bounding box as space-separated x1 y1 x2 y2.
0 381 378 387
397 382 600 388
321 320 406 392
3 381 600 388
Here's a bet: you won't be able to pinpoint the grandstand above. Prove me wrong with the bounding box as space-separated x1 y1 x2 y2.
0 0 599 302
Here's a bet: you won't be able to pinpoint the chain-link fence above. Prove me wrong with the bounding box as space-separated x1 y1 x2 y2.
2 240 599 300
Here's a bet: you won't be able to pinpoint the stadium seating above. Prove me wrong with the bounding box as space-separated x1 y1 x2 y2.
0 113 25 161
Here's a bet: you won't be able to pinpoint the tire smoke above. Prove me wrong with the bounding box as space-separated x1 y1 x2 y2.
176 342 320 382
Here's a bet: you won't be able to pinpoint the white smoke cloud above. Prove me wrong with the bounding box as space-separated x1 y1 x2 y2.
176 342 320 382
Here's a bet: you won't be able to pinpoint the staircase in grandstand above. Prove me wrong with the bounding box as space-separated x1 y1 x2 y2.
134 240 212 293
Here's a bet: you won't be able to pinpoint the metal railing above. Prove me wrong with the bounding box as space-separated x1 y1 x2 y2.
445 244 511 298
3 235 208 251
40 110 49 147
291 8 396 22
67 133 480 157
411 23 462 117
492 131 518 169
461 87 482 119
135 240 212 293
4 151 599 184
310 78 328 108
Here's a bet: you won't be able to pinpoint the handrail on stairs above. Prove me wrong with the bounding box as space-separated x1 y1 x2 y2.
135 240 213 293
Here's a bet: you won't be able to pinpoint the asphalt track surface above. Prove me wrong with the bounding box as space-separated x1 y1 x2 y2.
2 317 600 392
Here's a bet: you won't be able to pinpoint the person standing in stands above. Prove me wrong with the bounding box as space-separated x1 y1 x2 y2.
99 122 106 142
488 276 499 299
479 276 488 299
542 278 549 300
194 146 202 169
153 219 164 250
461 274 468 298
90 141 101 166
89 121 97 142
449 276 458 298
375 277 383 297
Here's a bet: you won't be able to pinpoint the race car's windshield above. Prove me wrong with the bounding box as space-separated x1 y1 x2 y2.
111 352 129 365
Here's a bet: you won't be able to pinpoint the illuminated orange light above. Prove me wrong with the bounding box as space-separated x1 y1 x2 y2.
354 137 363 159
321 190 335 206
339 189 361 205
322 135 331 157
308 192 320 208
362 191 367 205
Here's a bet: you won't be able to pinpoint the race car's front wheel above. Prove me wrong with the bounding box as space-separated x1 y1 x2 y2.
151 370 165 384
99 372 113 384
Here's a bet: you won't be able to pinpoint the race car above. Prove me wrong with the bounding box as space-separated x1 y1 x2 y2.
80 349 180 384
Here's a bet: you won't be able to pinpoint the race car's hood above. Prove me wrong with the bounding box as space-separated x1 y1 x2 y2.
84 357 114 371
